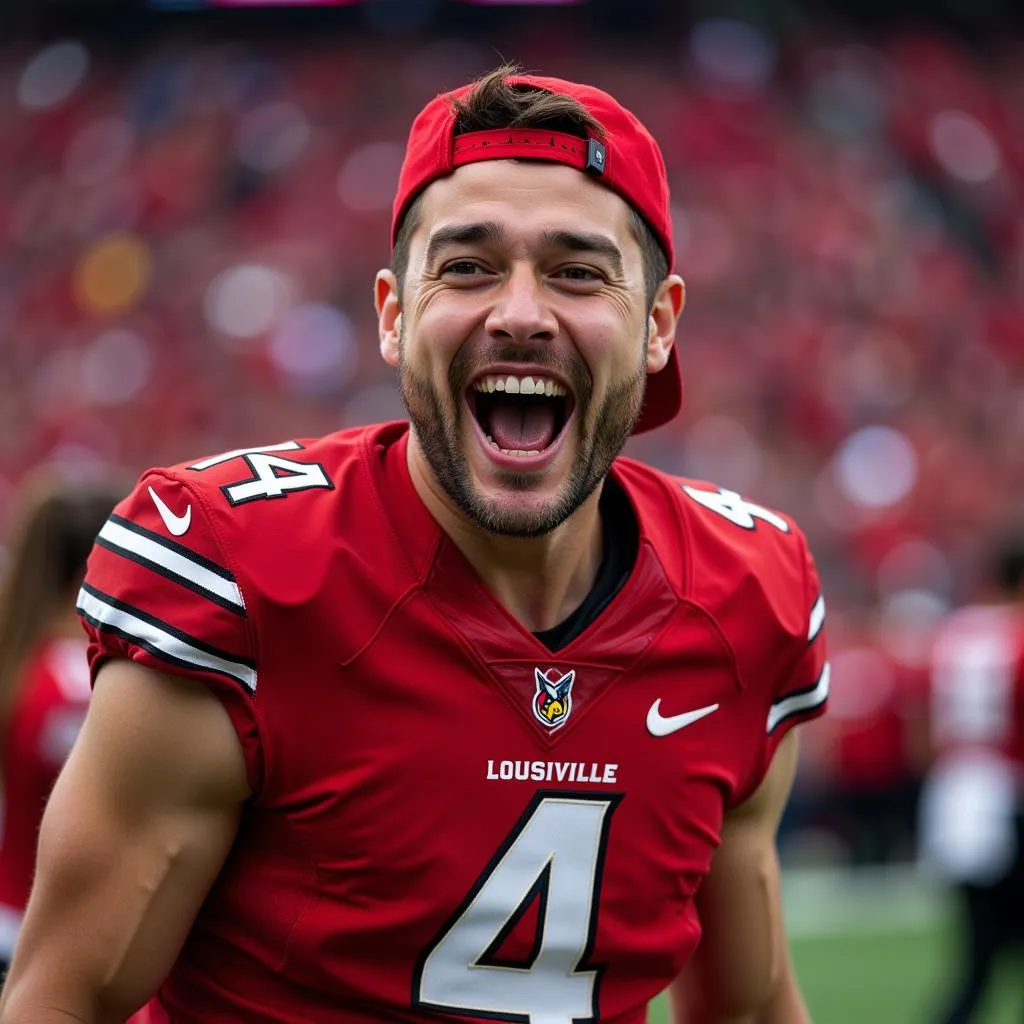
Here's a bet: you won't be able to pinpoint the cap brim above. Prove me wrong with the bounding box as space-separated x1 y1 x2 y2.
633 346 682 434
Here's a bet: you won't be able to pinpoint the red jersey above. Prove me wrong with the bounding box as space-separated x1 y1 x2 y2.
78 422 829 1024
827 642 928 791
0 637 91 958
930 603 1024 768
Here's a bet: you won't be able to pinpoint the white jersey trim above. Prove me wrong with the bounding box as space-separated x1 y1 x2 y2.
77 586 257 694
189 440 301 471
97 519 245 613
768 662 830 734
808 593 826 644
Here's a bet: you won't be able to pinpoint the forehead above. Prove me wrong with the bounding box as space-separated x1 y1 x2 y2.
412 160 638 253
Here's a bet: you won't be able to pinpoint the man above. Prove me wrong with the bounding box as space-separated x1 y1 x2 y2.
921 536 1024 1024
0 65 830 1023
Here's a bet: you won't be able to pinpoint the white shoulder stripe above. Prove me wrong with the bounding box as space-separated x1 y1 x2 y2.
77 587 256 693
98 520 244 612
767 662 830 734
808 593 826 644
190 440 300 471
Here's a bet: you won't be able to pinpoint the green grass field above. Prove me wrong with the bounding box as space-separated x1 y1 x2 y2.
647 867 1023 1024
788 927 1021 1023
648 927 1023 1023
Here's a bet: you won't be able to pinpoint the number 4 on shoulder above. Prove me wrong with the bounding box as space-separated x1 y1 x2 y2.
682 485 790 533
189 442 334 506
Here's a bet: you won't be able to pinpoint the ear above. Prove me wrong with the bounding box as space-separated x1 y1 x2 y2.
375 269 402 368
646 274 685 374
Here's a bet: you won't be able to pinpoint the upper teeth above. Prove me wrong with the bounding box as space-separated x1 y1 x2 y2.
473 375 568 397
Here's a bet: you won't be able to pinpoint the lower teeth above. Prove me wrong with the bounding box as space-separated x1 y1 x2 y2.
486 435 542 457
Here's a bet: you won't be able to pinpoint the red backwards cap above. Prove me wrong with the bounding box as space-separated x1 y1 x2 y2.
391 72 682 434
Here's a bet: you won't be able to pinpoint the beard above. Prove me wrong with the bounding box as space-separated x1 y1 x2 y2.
399 334 647 538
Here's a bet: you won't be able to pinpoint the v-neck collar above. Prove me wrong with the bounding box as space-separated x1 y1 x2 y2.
367 425 682 744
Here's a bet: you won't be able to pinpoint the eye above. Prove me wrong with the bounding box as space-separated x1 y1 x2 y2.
443 260 488 277
553 265 604 284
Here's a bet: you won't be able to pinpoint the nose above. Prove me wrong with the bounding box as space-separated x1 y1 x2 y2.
484 264 558 345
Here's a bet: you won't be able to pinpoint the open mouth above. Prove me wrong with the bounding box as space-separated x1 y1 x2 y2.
467 374 575 457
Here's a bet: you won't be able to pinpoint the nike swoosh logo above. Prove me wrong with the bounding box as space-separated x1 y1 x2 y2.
148 486 192 537
646 699 720 737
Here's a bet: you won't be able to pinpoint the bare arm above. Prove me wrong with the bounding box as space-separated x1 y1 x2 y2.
669 731 809 1024
0 660 250 1024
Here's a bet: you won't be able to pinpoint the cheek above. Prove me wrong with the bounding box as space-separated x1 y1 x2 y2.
408 295 479 368
402 323 458 383
571 310 645 380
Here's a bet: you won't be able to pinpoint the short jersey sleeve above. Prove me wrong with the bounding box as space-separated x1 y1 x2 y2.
764 534 829 759
733 528 830 806
76 468 264 794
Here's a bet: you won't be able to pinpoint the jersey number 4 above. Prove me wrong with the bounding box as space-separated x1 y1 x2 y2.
413 793 620 1024
188 442 333 506
682 485 790 533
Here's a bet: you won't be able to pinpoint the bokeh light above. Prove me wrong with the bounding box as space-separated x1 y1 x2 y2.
833 426 918 510
204 264 293 342
18 41 90 110
235 101 312 174
337 142 406 213
688 19 777 91
268 302 357 393
81 329 154 406
929 110 1002 184
73 233 154 317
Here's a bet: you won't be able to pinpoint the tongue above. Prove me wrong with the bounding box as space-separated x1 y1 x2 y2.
489 398 557 452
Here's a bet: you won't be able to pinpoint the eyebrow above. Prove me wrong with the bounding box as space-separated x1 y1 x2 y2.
422 222 625 278
423 222 505 270
541 230 624 278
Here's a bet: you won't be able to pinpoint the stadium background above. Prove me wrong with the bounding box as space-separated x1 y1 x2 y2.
1 0 1022 1018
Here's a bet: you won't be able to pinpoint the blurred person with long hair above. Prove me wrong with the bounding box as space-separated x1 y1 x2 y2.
921 533 1024 1024
0 478 123 976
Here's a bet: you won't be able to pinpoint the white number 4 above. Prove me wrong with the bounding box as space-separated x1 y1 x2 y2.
189 442 333 506
682 485 790 533
414 794 619 1024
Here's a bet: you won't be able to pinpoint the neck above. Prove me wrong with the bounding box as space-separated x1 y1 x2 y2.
407 435 605 633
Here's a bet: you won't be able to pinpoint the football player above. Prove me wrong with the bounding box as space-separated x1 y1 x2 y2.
921 535 1024 1024
0 65 830 1024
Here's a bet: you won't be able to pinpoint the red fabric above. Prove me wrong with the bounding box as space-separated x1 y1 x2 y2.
929 604 1024 768
824 645 927 791
835 700 911 790
452 128 594 168
0 638 91 915
79 422 827 1022
390 72 682 435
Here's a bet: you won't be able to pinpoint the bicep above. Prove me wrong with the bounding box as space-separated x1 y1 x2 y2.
1 660 249 1024
669 732 801 1023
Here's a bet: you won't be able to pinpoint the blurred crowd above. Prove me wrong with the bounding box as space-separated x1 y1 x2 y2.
1 18 1023 866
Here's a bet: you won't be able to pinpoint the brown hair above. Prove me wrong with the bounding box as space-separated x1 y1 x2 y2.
0 476 123 736
392 63 669 308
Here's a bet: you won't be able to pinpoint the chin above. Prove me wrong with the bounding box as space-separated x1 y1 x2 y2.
463 480 580 538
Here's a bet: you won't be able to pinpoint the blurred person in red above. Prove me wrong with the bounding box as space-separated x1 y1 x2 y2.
1 65 830 1024
817 634 930 866
920 535 1024 1024
0 476 123 978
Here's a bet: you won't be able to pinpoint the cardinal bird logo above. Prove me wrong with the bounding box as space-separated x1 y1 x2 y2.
533 668 576 729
